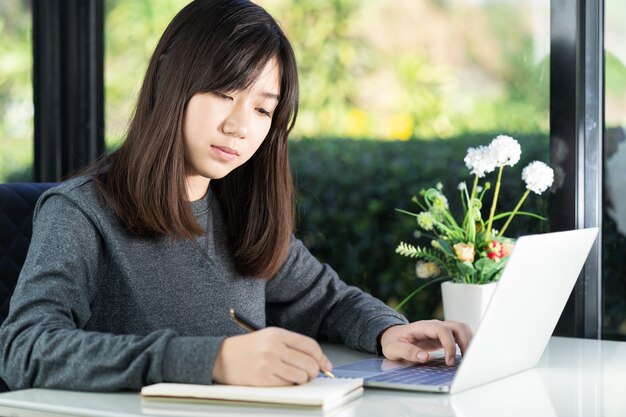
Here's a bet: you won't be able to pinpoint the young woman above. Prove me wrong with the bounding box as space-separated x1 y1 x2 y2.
0 0 471 391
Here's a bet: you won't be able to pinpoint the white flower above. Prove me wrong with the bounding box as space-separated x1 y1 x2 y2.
522 161 554 194
417 212 436 231
489 135 522 167
430 192 449 214
477 185 483 193
464 146 497 178
436 182 443 191
457 182 467 191
415 261 441 279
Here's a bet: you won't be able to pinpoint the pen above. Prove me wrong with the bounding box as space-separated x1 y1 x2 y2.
229 308 336 378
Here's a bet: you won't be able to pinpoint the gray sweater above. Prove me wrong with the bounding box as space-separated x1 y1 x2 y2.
0 177 406 391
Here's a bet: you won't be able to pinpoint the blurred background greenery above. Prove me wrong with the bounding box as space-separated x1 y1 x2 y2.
0 0 32 183
116 0 553 322
0 0 624 329
0 0 554 180
103 0 551 144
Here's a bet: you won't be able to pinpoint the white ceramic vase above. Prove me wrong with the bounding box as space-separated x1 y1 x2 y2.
441 281 498 334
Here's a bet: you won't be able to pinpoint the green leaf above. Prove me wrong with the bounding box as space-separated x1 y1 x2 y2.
395 276 452 311
435 239 454 257
456 260 476 275
491 211 547 221
475 257 507 283
395 242 419 257
475 258 497 283
395 208 419 218
395 243 450 274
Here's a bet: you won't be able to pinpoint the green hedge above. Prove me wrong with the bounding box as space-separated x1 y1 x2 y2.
290 133 550 321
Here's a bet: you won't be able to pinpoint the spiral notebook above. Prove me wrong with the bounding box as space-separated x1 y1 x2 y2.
141 377 364 411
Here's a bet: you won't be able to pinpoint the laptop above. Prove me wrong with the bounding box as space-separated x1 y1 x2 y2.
332 228 599 394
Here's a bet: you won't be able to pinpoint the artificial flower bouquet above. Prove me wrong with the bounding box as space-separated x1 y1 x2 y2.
395 135 554 309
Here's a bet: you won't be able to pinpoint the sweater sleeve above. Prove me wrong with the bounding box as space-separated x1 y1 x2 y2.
265 236 408 354
0 193 223 391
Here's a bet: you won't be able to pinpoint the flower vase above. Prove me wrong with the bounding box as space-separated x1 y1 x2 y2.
441 281 498 333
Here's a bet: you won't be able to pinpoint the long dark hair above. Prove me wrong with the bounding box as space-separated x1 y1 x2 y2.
85 0 298 278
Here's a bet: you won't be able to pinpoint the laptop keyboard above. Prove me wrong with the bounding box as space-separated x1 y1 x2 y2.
365 355 461 386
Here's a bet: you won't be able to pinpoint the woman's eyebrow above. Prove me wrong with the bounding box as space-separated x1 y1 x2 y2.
261 92 280 101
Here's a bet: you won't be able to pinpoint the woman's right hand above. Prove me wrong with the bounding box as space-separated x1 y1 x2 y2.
211 327 333 386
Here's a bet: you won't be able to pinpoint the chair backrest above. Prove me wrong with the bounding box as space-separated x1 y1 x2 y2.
0 183 57 325
0 183 57 393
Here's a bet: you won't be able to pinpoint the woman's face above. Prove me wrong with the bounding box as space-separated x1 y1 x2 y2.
182 59 281 200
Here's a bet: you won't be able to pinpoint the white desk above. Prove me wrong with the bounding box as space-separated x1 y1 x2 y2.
0 336 625 417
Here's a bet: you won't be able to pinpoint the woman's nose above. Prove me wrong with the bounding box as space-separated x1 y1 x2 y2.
223 103 249 139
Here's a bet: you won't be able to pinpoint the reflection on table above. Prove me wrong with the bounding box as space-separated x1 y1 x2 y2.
0 336 625 417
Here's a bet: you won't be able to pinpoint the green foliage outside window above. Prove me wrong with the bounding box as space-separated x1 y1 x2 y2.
1 0 550 180
258 0 549 140
0 0 33 182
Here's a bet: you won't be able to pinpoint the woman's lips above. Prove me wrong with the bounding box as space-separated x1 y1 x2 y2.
211 145 238 162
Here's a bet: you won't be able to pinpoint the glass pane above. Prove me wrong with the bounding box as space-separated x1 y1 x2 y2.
258 0 551 321
603 0 626 340
0 0 33 182
104 0 191 150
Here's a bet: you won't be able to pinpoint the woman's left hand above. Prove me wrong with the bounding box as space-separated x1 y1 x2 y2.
379 320 472 366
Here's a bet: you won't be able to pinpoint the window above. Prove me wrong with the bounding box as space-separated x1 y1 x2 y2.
603 0 626 340
105 0 190 149
0 1 33 182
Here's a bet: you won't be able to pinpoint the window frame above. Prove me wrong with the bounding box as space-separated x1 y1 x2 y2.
551 0 605 339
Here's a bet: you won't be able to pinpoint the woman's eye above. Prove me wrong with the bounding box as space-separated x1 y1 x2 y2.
256 108 272 117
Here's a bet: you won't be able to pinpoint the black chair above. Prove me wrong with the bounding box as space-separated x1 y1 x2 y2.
0 182 57 392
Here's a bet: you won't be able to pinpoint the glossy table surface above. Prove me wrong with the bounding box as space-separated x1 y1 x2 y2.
0 336 625 417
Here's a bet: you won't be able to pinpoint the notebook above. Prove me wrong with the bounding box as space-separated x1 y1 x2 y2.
332 228 599 394
141 377 363 411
